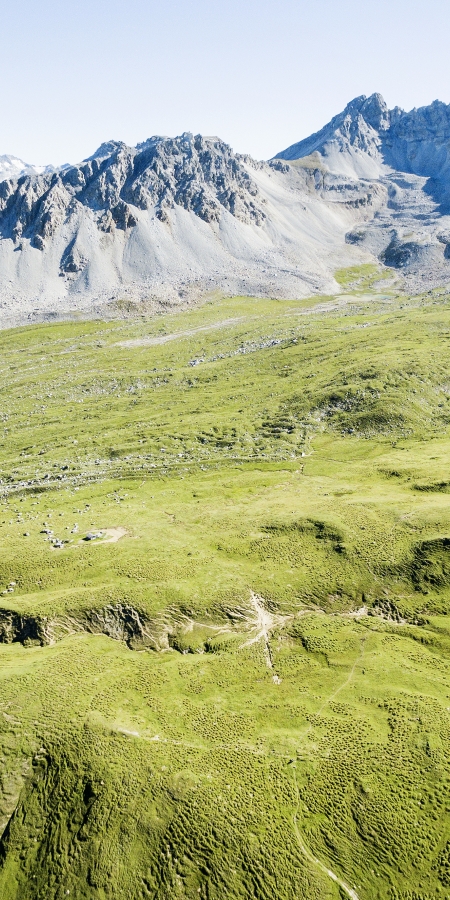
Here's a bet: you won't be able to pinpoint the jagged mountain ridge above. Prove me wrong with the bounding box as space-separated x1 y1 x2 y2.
2 94 450 324
2 134 267 251
0 132 369 323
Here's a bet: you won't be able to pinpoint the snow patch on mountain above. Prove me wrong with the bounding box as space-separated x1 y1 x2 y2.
0 155 56 183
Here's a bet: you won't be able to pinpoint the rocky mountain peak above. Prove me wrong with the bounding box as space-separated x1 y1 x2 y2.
272 93 393 175
355 93 391 131
274 93 450 189
87 140 131 161
274 94 450 175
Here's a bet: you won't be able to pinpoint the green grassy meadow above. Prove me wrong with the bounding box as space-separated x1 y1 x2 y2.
0 273 449 898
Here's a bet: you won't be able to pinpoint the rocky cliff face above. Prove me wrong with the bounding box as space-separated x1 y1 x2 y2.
385 101 450 187
0 134 266 253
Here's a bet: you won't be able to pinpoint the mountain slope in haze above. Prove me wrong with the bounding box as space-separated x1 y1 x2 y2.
0 155 55 183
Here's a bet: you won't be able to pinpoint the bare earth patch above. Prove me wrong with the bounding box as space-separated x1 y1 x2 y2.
79 527 128 546
101 527 128 544
117 317 245 348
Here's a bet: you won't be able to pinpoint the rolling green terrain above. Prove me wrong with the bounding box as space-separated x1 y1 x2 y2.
0 269 449 899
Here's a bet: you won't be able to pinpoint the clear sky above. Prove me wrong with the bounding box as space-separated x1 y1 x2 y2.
2 0 449 166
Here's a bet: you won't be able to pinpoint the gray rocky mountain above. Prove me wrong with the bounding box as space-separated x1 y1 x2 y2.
275 93 450 186
0 135 266 250
274 94 450 287
0 132 367 324
1 96 450 325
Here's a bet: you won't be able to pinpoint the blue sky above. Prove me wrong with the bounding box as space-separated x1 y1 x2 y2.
2 0 449 165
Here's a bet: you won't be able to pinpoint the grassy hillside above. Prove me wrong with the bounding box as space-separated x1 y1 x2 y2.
0 273 449 899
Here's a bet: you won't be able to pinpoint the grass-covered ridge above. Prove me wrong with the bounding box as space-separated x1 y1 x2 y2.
0 282 449 898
